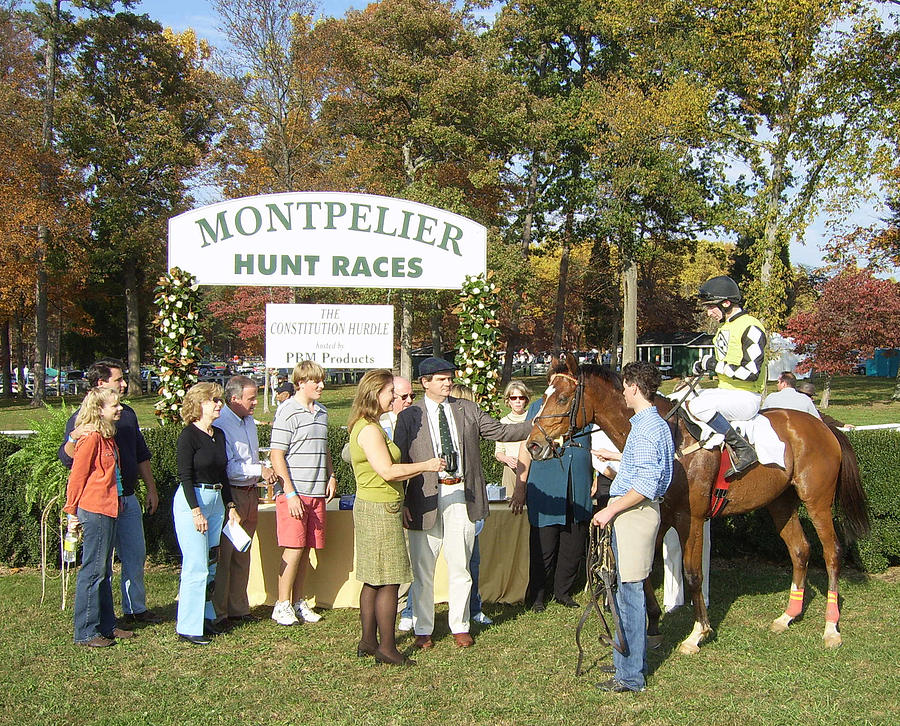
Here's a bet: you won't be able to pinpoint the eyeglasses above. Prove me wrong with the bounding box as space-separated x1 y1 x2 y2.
508 395 527 401
399 393 416 400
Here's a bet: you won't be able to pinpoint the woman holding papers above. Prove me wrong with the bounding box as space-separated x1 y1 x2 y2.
173 383 238 645
348 369 445 666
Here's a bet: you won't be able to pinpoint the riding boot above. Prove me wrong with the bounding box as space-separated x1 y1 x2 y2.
723 427 757 478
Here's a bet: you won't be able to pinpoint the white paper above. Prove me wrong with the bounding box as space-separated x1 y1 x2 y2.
222 520 252 553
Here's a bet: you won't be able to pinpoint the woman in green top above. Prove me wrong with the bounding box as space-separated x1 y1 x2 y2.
348 369 444 666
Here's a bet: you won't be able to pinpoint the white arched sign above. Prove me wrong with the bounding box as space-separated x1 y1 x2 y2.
168 192 487 289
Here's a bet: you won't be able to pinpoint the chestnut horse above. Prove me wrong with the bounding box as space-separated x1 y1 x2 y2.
526 354 870 653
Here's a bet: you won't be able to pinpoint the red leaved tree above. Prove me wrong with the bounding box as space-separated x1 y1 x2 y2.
783 267 900 407
207 287 295 356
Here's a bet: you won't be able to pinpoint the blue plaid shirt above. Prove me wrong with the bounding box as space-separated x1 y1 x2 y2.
609 407 674 501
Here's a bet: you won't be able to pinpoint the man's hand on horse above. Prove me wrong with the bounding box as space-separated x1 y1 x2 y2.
591 448 621 462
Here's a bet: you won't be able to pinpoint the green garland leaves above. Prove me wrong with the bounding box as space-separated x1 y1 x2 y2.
153 267 202 425
454 272 501 416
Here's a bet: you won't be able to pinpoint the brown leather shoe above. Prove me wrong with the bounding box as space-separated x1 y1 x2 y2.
414 634 434 649
453 632 474 648
78 635 116 648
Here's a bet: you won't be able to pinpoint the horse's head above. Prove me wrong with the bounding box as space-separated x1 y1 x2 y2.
526 352 583 461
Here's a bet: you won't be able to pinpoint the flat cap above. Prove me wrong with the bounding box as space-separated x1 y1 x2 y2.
418 356 456 377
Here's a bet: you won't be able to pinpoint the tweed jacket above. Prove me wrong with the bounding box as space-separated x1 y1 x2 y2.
395 396 533 531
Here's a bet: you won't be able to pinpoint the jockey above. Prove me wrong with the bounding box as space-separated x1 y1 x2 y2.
689 275 767 478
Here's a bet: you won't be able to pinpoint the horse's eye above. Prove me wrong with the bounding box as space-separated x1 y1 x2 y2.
557 394 569 403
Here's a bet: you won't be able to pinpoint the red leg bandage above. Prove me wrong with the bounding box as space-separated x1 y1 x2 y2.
825 590 840 623
786 587 805 618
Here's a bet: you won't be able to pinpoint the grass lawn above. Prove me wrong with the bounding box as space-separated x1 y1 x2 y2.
0 375 897 431
1 559 897 725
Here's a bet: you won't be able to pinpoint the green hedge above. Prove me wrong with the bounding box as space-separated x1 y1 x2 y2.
1 427 897 571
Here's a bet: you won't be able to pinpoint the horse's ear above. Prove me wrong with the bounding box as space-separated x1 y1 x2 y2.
549 354 560 380
564 352 579 375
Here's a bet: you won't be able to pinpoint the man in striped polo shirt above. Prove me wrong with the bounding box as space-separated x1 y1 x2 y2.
269 360 337 626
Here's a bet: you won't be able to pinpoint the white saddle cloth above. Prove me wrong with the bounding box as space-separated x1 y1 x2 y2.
694 415 786 468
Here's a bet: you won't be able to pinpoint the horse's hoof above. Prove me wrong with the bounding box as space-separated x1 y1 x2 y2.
678 641 700 655
770 613 792 633
647 634 663 650
824 633 843 649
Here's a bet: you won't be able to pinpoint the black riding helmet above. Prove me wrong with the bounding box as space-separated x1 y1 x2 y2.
698 275 742 304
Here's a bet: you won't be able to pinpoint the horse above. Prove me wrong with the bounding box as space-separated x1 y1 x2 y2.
525 353 870 654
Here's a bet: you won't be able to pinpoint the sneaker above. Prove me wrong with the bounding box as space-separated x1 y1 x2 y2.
294 599 321 623
397 615 414 632
472 611 493 626
271 600 299 626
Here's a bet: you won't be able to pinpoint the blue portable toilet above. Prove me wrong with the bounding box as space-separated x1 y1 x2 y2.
864 348 899 377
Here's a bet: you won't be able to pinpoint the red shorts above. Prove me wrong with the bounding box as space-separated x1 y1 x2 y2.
275 494 326 549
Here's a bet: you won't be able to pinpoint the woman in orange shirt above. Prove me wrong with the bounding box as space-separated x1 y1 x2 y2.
64 387 130 647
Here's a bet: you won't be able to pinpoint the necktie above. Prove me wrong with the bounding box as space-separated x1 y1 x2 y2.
438 403 456 467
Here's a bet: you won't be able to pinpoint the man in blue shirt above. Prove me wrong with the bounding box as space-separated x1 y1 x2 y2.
59 359 161 624
592 361 674 693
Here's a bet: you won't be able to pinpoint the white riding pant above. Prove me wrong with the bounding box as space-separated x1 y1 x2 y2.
687 388 761 423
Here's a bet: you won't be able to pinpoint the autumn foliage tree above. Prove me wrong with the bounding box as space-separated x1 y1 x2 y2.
784 267 900 406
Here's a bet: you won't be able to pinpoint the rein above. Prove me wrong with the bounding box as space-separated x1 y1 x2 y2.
575 523 626 676
532 373 592 455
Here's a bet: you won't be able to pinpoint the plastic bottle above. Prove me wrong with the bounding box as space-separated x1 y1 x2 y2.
63 531 78 564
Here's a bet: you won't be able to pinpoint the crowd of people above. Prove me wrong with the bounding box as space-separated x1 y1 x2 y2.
60 275 836 692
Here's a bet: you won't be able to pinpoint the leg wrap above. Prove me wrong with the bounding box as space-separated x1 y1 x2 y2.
786 587 804 618
825 590 839 624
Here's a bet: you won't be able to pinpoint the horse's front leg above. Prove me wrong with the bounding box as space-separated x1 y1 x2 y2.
644 577 663 649
678 517 713 655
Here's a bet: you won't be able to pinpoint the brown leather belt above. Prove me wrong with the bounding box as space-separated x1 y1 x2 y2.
440 477 464 485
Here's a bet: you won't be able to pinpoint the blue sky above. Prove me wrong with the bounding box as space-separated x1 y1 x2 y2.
136 0 889 271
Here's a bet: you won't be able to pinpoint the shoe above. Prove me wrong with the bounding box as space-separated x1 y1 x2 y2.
228 613 260 624
103 628 135 639
357 641 377 657
271 600 300 626
413 634 434 649
453 632 474 648
124 610 162 624
374 652 416 666
294 599 322 623
472 611 493 626
204 619 227 636
722 424 758 478
178 633 211 646
599 665 616 674
554 596 579 609
596 677 644 693
397 615 414 632
78 635 115 648
532 601 546 613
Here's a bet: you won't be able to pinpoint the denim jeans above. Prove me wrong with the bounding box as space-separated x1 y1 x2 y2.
611 530 648 690
73 507 118 643
469 536 482 614
173 486 225 637
115 493 148 615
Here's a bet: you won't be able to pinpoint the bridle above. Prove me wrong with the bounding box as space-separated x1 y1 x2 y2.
531 372 592 456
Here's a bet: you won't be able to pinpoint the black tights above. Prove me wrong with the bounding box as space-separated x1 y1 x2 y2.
359 583 402 661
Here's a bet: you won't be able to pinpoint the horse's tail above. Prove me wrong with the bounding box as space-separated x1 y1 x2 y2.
830 424 871 543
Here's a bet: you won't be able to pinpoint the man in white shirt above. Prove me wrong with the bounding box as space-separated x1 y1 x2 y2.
212 375 278 625
762 372 821 419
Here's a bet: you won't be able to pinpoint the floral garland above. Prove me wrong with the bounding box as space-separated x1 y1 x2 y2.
152 267 202 425
454 272 501 416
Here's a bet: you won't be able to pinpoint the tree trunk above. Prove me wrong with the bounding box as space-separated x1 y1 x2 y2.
124 267 143 397
622 256 638 365
400 292 412 380
430 300 442 358
820 374 832 409
0 320 11 400
893 368 900 402
552 210 573 352
13 304 24 398
32 0 60 408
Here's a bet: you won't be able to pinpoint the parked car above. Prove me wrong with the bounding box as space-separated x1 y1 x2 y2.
140 368 161 393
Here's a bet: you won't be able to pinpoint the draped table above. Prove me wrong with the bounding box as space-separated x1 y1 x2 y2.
246 500 530 609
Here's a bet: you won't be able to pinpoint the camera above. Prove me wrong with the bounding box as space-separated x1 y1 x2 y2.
441 450 459 474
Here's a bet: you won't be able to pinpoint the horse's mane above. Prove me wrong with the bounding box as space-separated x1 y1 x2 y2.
575 363 622 389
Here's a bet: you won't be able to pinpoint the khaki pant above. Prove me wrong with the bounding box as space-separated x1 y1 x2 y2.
611 497 660 583
212 486 259 620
